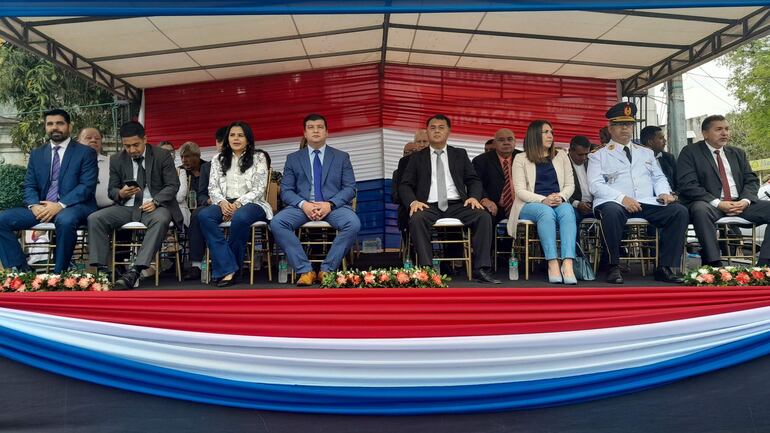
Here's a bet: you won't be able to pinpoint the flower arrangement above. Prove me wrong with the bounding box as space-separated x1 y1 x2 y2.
0 270 111 293
683 265 770 287
320 267 450 288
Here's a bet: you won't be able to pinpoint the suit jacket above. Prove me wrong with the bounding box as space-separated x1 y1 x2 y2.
195 161 211 207
108 144 183 224
391 153 415 205
507 150 575 236
657 151 678 193
676 140 759 206
280 145 356 209
568 160 584 205
399 145 482 207
23 140 98 212
471 149 522 204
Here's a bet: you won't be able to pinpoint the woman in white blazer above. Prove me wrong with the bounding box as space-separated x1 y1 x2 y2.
197 121 273 287
506 120 577 284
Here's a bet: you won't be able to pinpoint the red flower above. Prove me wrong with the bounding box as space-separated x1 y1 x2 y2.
64 277 77 289
720 272 732 282
336 275 347 286
396 272 410 284
751 271 765 281
702 273 715 284
351 275 361 285
10 277 24 290
736 272 750 285
415 270 429 282
431 274 443 285
379 273 390 282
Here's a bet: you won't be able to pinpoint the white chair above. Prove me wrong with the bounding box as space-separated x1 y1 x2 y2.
111 221 182 286
20 222 88 273
431 218 472 280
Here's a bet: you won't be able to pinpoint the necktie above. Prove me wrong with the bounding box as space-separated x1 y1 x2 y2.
134 156 146 213
45 145 61 202
313 149 324 202
434 150 448 211
500 158 513 211
714 150 732 201
623 145 632 163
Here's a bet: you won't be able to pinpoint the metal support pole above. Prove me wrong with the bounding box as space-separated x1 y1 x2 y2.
666 76 687 158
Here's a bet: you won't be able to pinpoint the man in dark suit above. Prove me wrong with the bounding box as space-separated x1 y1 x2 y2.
270 113 360 286
0 109 97 273
399 114 499 284
472 128 521 225
567 136 593 223
640 126 678 194
179 141 211 280
392 130 430 231
677 115 770 267
87 121 181 289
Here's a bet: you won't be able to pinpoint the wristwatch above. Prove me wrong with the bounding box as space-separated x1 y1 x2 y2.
152 199 160 207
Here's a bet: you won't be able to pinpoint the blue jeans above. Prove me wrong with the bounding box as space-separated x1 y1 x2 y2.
519 202 576 261
198 203 267 279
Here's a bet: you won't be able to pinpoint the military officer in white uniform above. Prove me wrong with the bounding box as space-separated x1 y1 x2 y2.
588 102 688 284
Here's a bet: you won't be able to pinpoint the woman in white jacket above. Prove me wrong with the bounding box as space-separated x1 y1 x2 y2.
197 121 273 287
506 120 577 284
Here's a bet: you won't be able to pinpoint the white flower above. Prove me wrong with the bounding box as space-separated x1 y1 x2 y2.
690 272 698 279
698 268 708 275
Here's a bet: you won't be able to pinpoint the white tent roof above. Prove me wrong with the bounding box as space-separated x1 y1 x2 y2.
4 6 769 99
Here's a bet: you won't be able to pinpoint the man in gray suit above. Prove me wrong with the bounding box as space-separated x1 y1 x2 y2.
87 121 181 289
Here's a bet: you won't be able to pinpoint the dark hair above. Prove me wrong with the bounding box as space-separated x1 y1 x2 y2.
485 139 495 146
701 115 727 132
43 109 71 124
640 125 662 146
119 121 145 138
303 113 327 129
158 140 173 148
523 120 555 164
426 114 451 129
598 126 611 144
569 135 591 150
215 126 228 142
218 121 255 174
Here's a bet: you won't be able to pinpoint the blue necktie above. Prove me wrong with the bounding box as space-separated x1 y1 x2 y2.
313 149 324 202
46 145 61 202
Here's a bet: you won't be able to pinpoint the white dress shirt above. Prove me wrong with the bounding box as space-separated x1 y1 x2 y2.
570 160 592 207
125 148 153 207
704 141 748 207
428 146 460 203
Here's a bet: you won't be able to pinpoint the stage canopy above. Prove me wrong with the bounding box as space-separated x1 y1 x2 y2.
1 2 769 101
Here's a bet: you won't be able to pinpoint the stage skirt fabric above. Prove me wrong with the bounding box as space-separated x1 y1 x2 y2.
2 287 770 414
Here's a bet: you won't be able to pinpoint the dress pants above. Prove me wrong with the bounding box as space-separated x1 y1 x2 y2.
0 205 91 273
595 201 688 268
187 205 209 264
197 203 267 279
88 205 172 269
270 206 361 274
688 200 770 263
409 201 493 270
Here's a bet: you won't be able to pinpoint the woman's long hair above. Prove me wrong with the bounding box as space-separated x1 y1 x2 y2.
218 121 255 174
522 120 555 165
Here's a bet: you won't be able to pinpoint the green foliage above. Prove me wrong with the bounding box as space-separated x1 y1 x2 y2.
0 161 26 210
0 43 115 154
722 37 770 161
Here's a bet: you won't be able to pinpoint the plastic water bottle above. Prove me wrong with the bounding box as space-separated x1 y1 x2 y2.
404 257 413 270
188 190 197 209
200 261 208 284
509 257 519 281
278 255 288 283
375 237 382 253
432 258 441 273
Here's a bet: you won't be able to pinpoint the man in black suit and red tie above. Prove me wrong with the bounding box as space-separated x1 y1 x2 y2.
677 115 770 267
472 128 522 225
399 114 499 284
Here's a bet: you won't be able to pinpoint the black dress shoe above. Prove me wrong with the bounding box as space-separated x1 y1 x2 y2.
654 266 684 284
606 265 624 284
216 274 240 287
475 268 501 284
183 267 202 281
114 268 140 290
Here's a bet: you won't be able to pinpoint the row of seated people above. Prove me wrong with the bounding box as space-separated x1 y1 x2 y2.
0 110 359 289
392 103 770 285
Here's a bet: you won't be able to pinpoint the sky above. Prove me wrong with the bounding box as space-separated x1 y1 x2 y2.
649 57 739 124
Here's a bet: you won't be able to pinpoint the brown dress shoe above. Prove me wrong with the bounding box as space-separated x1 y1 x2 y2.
296 271 317 286
317 271 328 284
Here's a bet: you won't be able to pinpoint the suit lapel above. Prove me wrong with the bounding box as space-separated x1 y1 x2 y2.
40 145 52 192
58 143 73 184
492 152 505 178
299 149 313 184
725 147 742 187
144 146 154 190
321 147 334 185
699 141 720 177
123 151 134 182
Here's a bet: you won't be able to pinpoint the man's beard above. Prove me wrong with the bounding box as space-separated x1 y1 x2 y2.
49 131 66 143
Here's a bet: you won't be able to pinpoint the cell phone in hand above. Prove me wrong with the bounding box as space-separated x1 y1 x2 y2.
124 180 140 188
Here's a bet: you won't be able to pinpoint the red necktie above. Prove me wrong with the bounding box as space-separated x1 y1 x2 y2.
500 158 513 211
714 150 732 201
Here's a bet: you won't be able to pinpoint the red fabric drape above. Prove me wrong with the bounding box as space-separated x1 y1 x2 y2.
3 287 770 338
143 64 616 147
